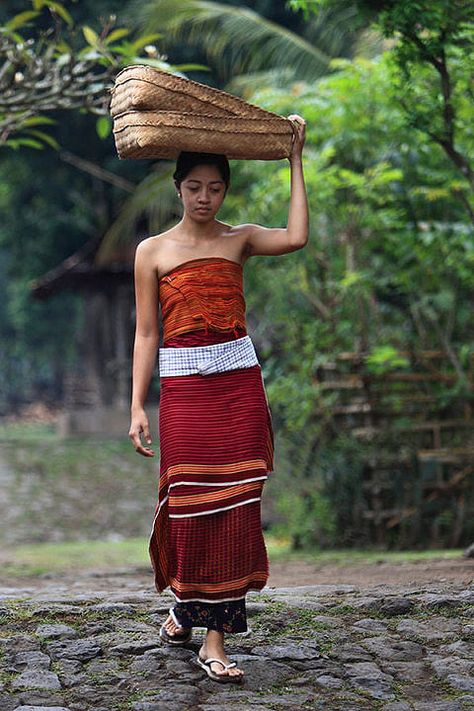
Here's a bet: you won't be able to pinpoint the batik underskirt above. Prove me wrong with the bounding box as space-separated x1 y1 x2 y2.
148 329 274 632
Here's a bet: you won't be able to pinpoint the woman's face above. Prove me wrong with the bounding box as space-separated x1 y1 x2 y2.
178 164 227 222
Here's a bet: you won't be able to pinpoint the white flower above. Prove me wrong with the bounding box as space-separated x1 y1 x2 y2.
144 45 158 57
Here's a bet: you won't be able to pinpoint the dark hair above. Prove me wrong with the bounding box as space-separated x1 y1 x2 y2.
173 151 230 190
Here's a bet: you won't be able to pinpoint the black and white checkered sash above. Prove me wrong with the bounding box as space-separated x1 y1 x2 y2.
158 335 259 376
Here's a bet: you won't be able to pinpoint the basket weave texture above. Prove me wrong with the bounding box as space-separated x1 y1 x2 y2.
110 65 294 160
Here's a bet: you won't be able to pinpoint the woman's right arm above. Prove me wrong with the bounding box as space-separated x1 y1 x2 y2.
128 239 160 457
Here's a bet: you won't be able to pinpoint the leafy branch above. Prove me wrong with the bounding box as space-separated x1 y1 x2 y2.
0 0 166 149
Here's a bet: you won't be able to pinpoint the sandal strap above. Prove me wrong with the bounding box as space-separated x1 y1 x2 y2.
203 657 236 670
168 606 182 627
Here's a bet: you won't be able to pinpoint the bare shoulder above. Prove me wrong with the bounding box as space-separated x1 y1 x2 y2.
135 235 156 257
136 228 174 254
135 229 178 271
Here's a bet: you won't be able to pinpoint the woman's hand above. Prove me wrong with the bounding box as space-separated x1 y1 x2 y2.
129 407 155 457
288 113 306 164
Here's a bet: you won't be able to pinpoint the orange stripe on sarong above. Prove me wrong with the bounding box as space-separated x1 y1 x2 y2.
170 571 268 593
165 458 267 480
169 481 262 507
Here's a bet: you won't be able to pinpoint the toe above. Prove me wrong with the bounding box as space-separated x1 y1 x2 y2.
211 664 227 676
163 615 184 636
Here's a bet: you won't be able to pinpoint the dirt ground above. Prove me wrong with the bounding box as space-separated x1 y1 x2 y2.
268 555 474 587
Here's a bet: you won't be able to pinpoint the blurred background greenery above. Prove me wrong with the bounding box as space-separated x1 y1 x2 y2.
0 0 473 561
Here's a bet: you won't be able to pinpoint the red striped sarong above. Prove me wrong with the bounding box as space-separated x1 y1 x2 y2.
149 330 274 603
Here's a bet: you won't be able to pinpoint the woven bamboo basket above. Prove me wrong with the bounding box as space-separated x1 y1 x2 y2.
112 110 294 161
110 64 276 119
110 65 294 161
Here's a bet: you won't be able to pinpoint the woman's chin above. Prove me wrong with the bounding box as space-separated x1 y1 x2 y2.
192 211 214 221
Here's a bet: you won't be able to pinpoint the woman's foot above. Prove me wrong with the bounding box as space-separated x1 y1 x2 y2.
162 613 191 637
199 630 244 680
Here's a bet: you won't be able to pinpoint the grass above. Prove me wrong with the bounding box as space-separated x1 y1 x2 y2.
0 535 465 579
0 429 157 545
266 542 466 564
1 537 150 577
0 421 59 442
0 423 467 579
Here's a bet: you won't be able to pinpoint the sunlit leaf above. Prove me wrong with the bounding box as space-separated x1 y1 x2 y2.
5 11 39 31
174 63 210 72
130 33 163 51
47 1 73 26
22 116 57 127
104 28 130 44
25 129 60 149
82 25 100 47
96 115 112 139
12 137 44 150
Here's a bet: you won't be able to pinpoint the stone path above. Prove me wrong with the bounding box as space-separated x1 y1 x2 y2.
1 573 474 711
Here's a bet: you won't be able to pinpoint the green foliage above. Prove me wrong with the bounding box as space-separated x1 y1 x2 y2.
365 346 410 375
289 0 474 204
96 115 112 139
138 0 370 87
0 0 174 149
139 0 329 80
220 53 473 548
274 486 337 549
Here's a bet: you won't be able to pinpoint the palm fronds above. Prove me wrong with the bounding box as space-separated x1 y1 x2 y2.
137 0 331 80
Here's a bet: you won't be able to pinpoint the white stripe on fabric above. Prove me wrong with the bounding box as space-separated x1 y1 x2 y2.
169 475 268 488
168 497 262 518
172 593 247 604
158 335 259 377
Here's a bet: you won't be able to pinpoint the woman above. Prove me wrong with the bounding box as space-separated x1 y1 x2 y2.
129 114 308 683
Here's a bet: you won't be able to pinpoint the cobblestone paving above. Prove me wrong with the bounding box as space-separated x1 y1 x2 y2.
1 574 474 710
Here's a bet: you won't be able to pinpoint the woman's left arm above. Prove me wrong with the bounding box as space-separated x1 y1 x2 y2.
243 114 309 256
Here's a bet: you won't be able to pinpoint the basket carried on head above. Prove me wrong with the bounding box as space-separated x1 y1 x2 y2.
110 65 294 161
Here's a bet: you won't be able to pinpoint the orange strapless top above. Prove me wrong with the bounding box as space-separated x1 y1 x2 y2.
159 257 247 342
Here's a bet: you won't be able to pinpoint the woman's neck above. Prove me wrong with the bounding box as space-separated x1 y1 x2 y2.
179 214 223 243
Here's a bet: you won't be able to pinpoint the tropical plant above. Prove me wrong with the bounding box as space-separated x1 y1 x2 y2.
0 0 167 149
217 53 473 548
291 0 474 214
135 0 377 86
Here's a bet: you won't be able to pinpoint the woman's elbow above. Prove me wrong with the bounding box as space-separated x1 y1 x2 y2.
289 233 309 250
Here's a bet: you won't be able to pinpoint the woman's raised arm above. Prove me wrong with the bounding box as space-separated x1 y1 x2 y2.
243 114 309 257
129 239 160 457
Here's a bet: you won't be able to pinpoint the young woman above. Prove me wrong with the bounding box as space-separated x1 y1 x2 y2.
129 114 308 683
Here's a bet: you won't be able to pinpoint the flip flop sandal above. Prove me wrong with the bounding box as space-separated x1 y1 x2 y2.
196 654 243 683
159 607 193 646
